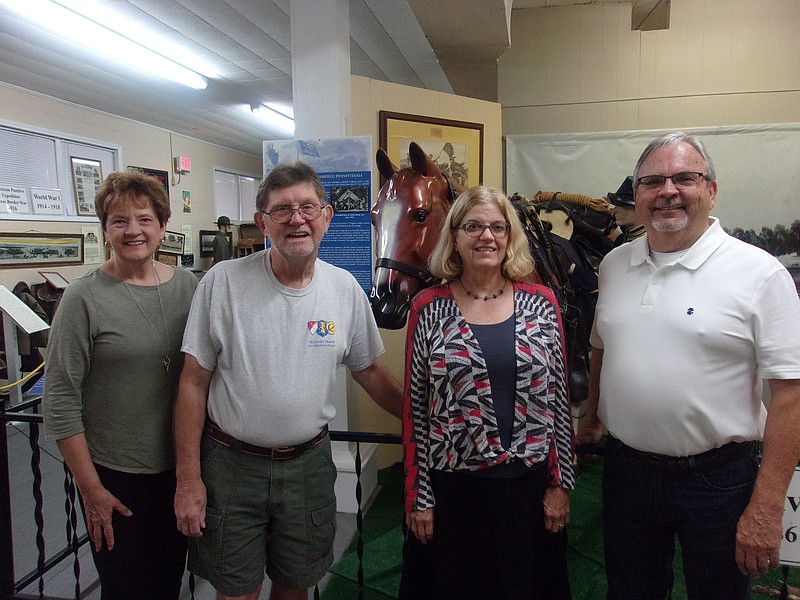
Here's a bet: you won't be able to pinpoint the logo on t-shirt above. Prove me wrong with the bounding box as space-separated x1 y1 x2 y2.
308 320 335 337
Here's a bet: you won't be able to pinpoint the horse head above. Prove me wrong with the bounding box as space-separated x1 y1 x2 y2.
369 141 462 329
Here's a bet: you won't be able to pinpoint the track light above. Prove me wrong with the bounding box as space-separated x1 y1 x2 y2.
1 0 208 90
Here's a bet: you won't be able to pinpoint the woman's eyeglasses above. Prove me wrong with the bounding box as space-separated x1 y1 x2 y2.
453 221 510 238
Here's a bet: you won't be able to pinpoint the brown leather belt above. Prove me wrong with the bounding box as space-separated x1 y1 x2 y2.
609 437 757 477
204 420 328 460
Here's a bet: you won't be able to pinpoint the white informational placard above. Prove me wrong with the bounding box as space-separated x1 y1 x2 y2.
181 223 193 254
0 185 31 215
81 225 103 265
0 285 49 334
781 466 800 566
30 188 64 215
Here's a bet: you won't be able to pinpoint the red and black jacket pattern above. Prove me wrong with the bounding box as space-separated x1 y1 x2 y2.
402 281 575 513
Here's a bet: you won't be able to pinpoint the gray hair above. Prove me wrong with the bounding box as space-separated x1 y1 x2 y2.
256 162 327 212
633 132 716 184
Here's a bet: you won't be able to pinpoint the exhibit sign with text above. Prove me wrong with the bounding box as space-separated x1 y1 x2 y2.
262 137 373 294
782 466 800 566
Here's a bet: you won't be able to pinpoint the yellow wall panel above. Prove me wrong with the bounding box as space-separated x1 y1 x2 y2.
578 3 604 102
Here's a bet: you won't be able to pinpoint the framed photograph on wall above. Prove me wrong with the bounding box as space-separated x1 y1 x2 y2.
0 232 84 268
199 230 231 257
155 252 178 266
159 230 185 255
129 166 170 199
71 156 104 216
378 111 484 188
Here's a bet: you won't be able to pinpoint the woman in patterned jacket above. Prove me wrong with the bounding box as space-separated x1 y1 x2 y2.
402 186 575 599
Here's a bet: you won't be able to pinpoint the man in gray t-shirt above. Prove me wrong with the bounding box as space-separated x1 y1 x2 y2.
175 162 402 600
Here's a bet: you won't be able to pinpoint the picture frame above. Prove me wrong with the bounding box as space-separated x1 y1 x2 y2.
159 230 185 255
155 252 178 266
199 230 231 257
378 111 484 188
70 156 104 216
0 233 84 269
38 271 70 289
128 166 170 199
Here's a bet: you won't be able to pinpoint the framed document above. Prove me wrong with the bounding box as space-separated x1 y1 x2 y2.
70 156 104 216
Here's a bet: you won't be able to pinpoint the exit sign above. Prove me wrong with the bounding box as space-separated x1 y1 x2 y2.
174 156 191 173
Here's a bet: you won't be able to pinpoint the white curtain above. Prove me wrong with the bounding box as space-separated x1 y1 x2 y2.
505 124 800 231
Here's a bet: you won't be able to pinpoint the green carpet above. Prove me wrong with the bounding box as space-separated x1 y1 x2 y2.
323 459 799 599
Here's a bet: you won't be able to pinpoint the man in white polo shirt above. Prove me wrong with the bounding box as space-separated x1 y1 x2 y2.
589 132 800 599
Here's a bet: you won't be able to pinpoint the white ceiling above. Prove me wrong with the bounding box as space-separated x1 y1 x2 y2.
0 0 667 156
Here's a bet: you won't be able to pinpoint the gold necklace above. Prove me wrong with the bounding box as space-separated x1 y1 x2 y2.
458 278 507 301
118 259 172 372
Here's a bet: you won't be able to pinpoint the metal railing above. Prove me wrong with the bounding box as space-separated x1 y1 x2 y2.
1 396 401 600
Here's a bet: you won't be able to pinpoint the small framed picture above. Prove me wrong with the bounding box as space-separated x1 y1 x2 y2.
38 271 70 289
199 230 231 257
70 156 104 216
159 230 185 255
155 252 178 266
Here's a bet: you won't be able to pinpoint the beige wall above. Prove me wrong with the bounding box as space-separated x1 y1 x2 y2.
350 75 503 466
0 84 262 291
499 0 800 134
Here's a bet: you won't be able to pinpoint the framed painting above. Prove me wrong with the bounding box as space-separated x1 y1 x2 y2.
129 166 170 198
0 233 84 268
159 230 185 255
378 111 484 188
70 156 104 216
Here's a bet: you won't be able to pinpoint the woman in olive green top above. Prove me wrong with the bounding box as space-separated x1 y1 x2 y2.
44 170 196 600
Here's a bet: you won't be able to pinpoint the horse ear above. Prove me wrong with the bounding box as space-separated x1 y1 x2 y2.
376 148 397 181
408 142 441 178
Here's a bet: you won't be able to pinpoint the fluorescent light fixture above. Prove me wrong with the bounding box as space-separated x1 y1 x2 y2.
54 0 218 78
264 102 294 120
249 103 295 135
1 0 208 90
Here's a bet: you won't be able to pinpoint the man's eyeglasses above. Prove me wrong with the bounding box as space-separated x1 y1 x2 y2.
635 172 710 190
453 221 511 238
264 203 323 224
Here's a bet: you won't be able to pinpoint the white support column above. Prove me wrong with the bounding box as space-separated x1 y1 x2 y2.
290 0 352 138
290 0 374 512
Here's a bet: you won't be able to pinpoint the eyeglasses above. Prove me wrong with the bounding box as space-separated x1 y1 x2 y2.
635 172 710 190
264 203 323 224
453 221 511 238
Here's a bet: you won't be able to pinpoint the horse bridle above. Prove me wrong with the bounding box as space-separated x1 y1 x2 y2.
374 173 459 288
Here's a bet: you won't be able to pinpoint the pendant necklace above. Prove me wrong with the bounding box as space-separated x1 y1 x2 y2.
458 278 507 301
119 259 172 372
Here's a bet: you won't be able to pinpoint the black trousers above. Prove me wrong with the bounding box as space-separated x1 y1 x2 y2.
84 464 187 600
399 467 572 600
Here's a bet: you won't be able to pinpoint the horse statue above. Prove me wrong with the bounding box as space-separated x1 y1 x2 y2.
369 142 465 330
369 141 617 403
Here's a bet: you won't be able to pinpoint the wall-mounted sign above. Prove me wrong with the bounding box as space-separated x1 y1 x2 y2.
30 188 64 216
0 185 30 215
